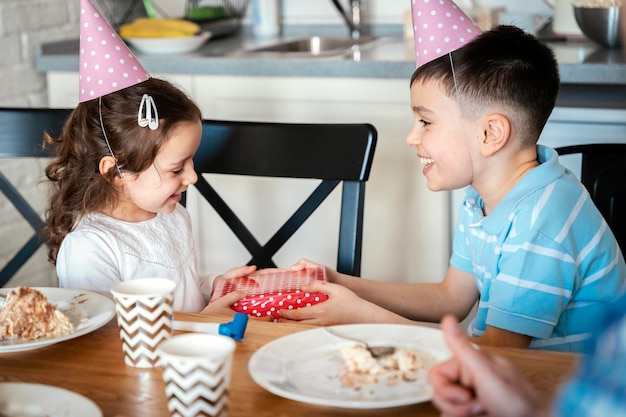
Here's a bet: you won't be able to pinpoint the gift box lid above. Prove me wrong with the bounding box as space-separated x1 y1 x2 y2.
210 267 327 302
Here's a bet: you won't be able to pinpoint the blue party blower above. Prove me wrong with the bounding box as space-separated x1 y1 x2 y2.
172 312 249 341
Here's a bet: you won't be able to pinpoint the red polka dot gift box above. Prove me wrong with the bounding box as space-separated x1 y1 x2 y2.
209 268 328 319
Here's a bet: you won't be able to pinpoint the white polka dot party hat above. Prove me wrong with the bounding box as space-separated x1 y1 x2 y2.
79 0 149 102
411 0 482 68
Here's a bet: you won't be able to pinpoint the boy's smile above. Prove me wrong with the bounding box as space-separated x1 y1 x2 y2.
420 156 435 174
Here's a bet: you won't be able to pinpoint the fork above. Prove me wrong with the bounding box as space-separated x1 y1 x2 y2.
325 327 396 358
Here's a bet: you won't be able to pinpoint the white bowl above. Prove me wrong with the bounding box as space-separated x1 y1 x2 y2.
123 31 212 55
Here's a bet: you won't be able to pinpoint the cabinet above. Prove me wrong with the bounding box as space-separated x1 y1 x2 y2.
45 71 450 284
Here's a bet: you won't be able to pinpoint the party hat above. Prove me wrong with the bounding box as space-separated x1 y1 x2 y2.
79 0 150 102
411 0 482 68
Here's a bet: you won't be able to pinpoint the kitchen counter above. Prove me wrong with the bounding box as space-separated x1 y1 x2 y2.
37 32 626 81
35 27 626 109
37 34 416 79
35 26 626 81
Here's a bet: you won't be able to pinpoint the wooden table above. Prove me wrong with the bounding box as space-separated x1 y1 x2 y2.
0 312 580 417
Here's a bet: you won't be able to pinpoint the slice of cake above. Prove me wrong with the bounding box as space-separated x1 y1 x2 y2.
0 286 73 341
339 344 423 388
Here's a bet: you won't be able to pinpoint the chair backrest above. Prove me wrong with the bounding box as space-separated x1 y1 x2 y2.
190 119 377 276
0 108 71 287
556 144 626 254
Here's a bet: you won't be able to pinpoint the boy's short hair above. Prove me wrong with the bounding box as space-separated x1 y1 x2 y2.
410 25 560 146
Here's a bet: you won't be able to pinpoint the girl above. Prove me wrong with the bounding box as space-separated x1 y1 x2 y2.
43 77 253 313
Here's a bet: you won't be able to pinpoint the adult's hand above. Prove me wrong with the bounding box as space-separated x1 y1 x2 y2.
428 315 549 417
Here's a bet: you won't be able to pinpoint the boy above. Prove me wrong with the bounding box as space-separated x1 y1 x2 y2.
280 25 626 352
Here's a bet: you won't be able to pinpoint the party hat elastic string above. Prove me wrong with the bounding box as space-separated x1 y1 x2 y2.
98 96 124 179
98 94 161 180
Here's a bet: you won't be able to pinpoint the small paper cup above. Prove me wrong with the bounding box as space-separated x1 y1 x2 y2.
159 333 236 417
110 278 176 368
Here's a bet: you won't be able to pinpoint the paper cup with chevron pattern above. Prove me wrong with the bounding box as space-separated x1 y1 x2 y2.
110 278 176 368
158 333 236 417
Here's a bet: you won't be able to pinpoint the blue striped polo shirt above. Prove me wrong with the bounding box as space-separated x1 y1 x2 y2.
450 145 626 352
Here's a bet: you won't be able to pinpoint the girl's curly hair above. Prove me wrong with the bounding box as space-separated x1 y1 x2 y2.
43 78 201 264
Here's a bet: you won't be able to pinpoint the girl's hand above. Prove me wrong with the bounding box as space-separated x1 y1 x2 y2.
204 265 274 321
209 265 258 297
200 289 247 316
277 280 370 325
220 264 257 280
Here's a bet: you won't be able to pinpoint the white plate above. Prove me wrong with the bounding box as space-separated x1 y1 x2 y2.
124 31 211 54
0 382 102 417
248 324 450 409
0 287 115 353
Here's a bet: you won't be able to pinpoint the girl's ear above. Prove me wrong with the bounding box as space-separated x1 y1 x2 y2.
480 113 510 157
99 156 123 184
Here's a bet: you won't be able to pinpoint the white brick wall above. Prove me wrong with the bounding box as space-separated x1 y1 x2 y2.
0 0 78 287
0 0 78 107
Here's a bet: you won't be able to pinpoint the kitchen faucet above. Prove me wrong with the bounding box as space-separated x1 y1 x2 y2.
330 0 361 39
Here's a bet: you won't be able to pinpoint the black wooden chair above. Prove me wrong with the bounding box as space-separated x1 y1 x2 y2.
0 108 71 287
556 144 626 254
189 119 377 276
0 109 377 285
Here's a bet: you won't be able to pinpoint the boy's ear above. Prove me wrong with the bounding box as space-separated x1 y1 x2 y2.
480 113 510 157
99 156 123 183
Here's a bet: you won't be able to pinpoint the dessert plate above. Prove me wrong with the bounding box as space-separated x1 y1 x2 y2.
248 323 450 409
0 382 102 416
0 287 115 353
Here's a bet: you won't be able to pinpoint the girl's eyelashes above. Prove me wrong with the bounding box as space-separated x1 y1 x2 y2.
173 161 193 175
419 119 431 127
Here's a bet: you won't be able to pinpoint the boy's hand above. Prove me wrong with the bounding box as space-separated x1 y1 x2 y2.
278 280 368 325
289 258 321 271
290 258 338 282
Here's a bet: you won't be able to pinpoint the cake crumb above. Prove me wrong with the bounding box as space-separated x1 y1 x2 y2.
339 344 422 389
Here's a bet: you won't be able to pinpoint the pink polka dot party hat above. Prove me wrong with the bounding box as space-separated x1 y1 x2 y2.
411 0 482 68
79 0 149 102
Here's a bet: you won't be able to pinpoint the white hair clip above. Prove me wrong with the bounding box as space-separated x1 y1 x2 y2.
138 94 159 130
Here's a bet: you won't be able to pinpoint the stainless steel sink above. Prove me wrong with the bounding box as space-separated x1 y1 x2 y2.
238 36 382 58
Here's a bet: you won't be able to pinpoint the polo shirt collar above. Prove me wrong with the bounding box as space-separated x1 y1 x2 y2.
464 145 566 231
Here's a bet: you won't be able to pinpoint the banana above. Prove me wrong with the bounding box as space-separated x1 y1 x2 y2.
131 18 201 34
119 27 192 38
119 18 201 39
